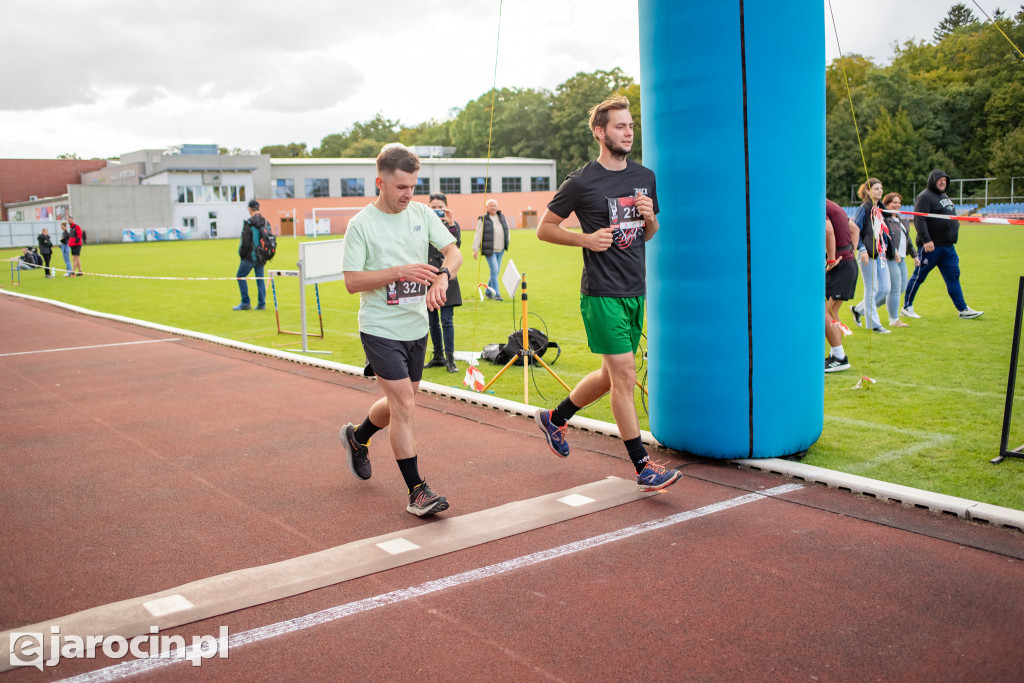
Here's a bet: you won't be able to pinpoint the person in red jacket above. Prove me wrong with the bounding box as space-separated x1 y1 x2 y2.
67 217 84 276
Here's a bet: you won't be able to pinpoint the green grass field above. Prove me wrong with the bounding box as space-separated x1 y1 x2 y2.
4 226 1024 510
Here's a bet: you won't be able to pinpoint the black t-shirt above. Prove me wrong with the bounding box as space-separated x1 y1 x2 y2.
547 160 658 297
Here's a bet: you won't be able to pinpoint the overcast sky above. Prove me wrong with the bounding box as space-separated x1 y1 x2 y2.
0 0 968 160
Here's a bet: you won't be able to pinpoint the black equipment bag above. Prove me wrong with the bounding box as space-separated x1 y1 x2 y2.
501 328 560 366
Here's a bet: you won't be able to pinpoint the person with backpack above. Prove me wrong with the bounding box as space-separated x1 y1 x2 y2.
18 247 42 270
234 199 270 311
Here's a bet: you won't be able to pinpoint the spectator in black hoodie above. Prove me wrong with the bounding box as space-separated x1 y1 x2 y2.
234 199 268 311
903 169 983 319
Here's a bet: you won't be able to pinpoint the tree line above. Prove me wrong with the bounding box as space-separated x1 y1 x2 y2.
827 3 1024 203
261 68 639 183
263 4 1023 205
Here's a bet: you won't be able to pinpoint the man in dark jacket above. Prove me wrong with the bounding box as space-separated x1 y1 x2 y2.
234 199 268 311
903 169 982 319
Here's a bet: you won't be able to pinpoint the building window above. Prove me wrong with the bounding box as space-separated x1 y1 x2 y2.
502 177 522 193
440 177 461 194
470 177 491 194
273 179 294 199
414 178 430 195
305 178 330 198
340 178 365 197
183 217 196 228
531 176 551 192
209 211 218 238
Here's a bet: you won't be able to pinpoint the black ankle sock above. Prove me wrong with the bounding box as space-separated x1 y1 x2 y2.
624 437 649 474
550 397 581 427
353 417 382 445
397 456 423 492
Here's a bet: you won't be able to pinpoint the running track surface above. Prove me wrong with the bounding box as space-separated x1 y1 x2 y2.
1 294 1022 681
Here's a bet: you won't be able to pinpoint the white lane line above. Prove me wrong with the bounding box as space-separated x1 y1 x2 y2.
882 378 1017 401
824 415 954 473
0 338 179 357
57 484 801 683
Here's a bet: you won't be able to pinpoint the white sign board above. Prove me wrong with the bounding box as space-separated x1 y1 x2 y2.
300 239 346 285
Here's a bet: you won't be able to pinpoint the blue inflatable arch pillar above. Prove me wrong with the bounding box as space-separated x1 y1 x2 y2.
639 0 825 458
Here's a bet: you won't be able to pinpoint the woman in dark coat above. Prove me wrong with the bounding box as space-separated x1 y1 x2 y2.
424 193 463 373
37 228 53 278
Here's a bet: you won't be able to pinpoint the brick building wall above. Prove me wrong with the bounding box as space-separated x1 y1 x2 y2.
0 159 108 220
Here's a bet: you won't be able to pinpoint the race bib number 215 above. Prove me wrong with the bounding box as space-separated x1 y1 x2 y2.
607 195 646 249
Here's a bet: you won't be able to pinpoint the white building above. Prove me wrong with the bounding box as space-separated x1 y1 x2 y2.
268 157 556 199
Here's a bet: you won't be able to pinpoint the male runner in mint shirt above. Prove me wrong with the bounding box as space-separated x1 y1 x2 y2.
534 96 681 492
340 144 463 516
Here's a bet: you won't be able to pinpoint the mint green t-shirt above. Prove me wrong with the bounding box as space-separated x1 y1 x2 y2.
342 201 456 341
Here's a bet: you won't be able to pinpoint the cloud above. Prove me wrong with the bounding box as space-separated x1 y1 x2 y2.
247 53 366 112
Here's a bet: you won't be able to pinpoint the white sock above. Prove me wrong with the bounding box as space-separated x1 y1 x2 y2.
831 345 846 360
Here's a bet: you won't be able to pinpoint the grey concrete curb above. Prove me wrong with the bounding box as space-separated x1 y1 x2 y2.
732 458 1024 532
5 288 1023 534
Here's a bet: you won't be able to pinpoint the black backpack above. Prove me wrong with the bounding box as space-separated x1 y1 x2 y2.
484 328 560 366
251 222 276 263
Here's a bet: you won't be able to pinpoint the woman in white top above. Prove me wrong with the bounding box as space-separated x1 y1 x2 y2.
881 192 919 327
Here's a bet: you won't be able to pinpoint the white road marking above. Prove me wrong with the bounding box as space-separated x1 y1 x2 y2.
556 494 595 507
57 484 801 682
375 538 420 555
0 338 178 357
142 594 195 618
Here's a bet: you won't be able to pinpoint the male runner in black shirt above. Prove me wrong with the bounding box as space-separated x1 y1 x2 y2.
534 96 681 492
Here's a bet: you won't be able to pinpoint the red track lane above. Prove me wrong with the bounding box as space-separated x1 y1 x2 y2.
1 294 1022 682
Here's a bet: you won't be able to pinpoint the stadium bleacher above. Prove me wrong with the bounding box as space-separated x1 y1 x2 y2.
978 202 1024 218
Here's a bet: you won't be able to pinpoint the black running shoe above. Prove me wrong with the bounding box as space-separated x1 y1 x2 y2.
340 423 371 480
824 354 851 373
407 481 449 517
850 305 862 327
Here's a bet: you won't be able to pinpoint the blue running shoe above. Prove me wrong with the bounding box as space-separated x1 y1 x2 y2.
535 409 569 457
636 460 682 492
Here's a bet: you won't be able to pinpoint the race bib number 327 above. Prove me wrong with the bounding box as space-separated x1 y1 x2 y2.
386 279 426 305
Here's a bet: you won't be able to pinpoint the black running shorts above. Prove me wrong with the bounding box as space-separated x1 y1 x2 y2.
360 332 428 382
825 259 858 302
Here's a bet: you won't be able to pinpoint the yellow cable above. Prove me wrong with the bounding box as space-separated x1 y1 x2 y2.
971 1 1024 60
827 0 875 383
469 0 503 359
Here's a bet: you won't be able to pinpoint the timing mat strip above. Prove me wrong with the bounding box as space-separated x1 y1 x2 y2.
2 477 654 670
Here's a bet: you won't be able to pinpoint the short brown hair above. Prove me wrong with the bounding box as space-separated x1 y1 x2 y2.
882 192 902 206
376 143 420 175
588 96 631 137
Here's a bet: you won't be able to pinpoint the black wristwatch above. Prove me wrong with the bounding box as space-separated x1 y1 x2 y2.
437 267 450 279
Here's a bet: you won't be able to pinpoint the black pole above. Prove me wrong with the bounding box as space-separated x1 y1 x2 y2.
996 276 1024 463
